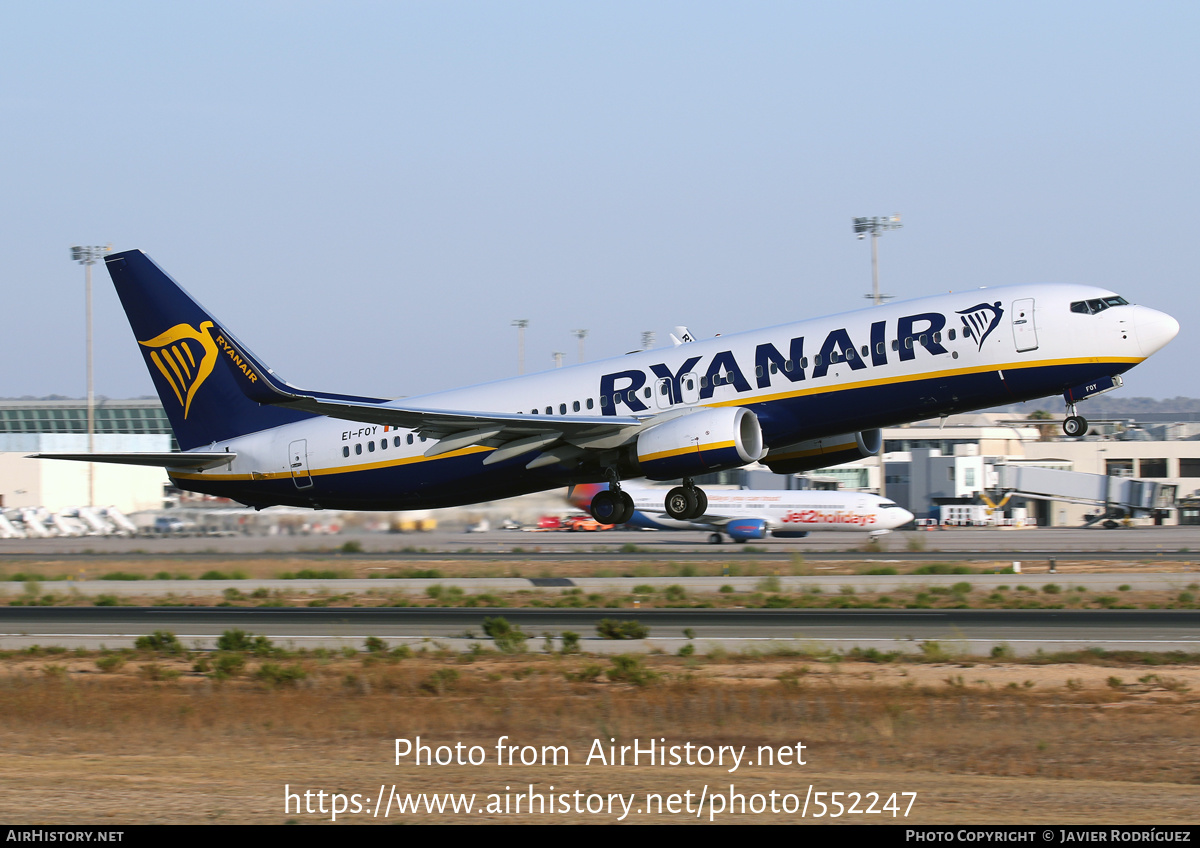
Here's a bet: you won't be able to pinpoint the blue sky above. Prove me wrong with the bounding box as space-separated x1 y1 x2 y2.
2 1 1197 403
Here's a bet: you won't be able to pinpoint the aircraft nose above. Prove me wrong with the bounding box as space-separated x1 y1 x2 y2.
1135 306 1180 357
897 508 915 526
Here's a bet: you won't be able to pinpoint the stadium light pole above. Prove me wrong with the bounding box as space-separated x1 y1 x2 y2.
571 329 587 363
512 319 528 374
70 244 111 507
853 214 902 305
852 217 901 499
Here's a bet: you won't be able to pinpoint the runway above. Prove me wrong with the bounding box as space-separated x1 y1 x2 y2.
4 606 1197 656
3 526 1200 557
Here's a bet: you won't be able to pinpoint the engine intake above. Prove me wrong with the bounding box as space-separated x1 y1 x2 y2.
636 407 763 480
762 429 882 475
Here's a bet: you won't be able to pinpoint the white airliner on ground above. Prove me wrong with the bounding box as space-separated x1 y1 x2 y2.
36 250 1178 523
569 483 915 543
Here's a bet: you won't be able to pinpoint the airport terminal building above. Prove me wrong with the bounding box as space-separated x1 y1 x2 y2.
0 399 172 512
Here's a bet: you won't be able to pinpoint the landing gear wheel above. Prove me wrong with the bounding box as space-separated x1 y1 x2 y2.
613 491 635 525
590 490 621 523
690 488 708 519
708 533 723 544
665 486 698 520
1063 415 1088 437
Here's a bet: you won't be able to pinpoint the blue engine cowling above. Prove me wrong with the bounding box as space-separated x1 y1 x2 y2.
725 518 768 542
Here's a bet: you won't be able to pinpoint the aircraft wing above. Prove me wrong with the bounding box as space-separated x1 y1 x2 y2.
217 330 647 465
31 452 236 470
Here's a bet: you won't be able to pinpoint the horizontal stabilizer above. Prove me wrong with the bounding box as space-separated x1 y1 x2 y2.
32 452 236 470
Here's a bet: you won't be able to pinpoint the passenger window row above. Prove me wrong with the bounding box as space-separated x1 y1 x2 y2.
342 433 426 458
509 329 966 415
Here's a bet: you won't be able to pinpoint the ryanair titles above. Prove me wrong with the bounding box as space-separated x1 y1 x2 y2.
213 332 260 384
598 310 954 415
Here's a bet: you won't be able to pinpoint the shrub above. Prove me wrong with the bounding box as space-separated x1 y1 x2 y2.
677 643 695 657
606 654 656 686
95 655 126 673
482 617 528 653
1042 584 1062 595
560 631 581 654
140 663 180 682
256 663 308 685
420 668 459 694
756 576 782 593
216 629 275 655
93 594 119 607
664 584 686 601
135 631 183 654
364 636 388 653
566 664 604 682
719 585 734 594
596 619 649 640
632 585 654 595
213 653 246 678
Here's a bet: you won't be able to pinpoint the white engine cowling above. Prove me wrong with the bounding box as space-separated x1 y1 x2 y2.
635 407 763 480
762 429 882 475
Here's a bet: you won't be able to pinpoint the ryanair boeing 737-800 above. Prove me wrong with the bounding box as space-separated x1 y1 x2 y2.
36 250 1179 524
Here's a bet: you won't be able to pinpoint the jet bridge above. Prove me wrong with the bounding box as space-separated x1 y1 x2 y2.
993 464 1175 523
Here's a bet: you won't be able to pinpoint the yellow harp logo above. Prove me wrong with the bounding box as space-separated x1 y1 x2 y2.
139 321 218 419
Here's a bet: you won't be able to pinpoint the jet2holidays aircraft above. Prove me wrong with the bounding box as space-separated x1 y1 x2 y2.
568 484 914 543
37 250 1179 524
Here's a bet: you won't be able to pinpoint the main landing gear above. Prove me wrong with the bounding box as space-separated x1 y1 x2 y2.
1063 404 1088 438
664 478 708 521
588 470 635 525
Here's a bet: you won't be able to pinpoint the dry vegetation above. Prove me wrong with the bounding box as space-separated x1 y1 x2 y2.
1 641 1198 824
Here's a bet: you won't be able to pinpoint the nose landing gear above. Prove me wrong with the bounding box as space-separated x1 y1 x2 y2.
1063 403 1088 437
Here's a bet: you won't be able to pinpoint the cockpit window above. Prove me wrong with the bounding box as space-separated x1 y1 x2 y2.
1070 296 1129 315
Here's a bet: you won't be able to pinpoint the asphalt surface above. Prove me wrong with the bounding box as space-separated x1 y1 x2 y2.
4 607 1197 657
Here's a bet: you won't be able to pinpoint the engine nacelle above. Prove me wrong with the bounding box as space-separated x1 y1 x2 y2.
636 407 763 481
762 429 882 475
725 518 768 541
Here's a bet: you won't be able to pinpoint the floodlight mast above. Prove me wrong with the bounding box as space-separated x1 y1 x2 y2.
69 244 111 507
851 217 901 501
511 319 529 375
853 215 902 305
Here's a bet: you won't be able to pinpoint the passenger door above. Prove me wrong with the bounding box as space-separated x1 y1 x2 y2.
1011 298 1038 352
288 439 313 489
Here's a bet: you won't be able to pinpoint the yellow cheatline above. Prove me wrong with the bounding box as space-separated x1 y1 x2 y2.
169 444 494 482
639 440 736 463
712 355 1143 409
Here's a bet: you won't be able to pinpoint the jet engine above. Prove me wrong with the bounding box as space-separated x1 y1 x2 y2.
762 429 882 475
725 519 768 542
635 407 763 481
